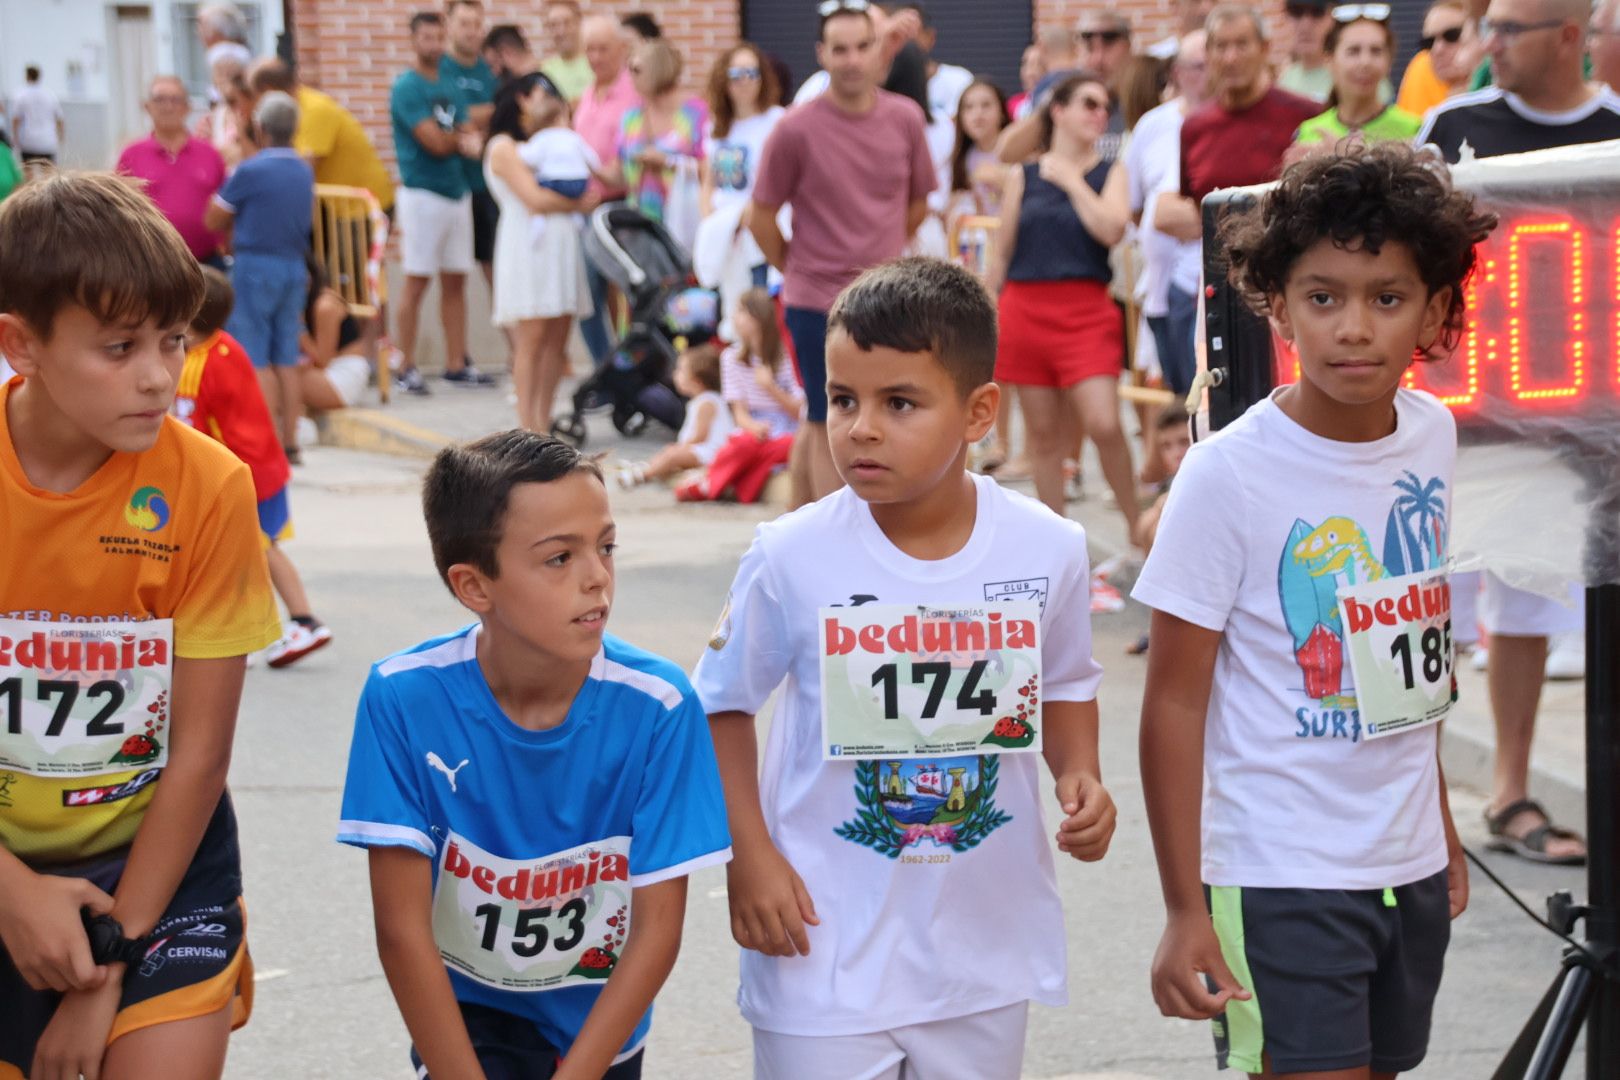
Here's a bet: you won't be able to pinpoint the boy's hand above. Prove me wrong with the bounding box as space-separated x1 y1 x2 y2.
1447 841 1470 919
726 838 819 957
0 870 114 992
1150 912 1251 1020
31 975 123 1080
1053 771 1116 862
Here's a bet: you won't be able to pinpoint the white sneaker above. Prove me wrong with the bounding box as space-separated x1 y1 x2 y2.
1471 646 1489 671
264 622 333 669
296 416 318 447
1545 630 1585 681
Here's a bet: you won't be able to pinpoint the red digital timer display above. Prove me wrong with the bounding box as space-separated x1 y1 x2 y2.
1271 211 1620 424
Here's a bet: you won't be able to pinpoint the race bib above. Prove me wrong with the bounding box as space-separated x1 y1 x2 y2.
0 618 173 777
431 831 634 992
1337 570 1453 740
820 602 1042 760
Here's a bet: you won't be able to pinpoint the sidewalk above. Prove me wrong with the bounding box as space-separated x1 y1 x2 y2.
312 372 1593 834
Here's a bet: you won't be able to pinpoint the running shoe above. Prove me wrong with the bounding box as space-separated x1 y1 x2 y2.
395 367 431 395
442 364 498 387
264 622 333 669
1546 630 1585 680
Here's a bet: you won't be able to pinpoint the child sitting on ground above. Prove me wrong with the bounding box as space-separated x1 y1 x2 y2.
338 431 731 1079
616 343 735 488
1134 143 1494 1077
692 257 1116 1078
179 267 332 667
721 288 803 441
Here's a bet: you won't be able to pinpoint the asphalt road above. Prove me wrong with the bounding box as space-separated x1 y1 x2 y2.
221 438 1588 1080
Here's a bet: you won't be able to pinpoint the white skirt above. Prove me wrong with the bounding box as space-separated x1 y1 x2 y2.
491 212 593 326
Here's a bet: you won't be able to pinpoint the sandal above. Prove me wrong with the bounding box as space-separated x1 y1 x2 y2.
1483 798 1586 865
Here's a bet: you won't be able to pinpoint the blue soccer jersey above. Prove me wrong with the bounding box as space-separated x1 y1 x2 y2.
337 626 732 1059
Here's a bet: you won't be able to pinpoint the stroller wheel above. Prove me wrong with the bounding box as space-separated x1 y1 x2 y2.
613 412 649 438
551 415 587 446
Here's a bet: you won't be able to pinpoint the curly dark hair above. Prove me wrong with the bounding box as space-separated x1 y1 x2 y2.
1219 142 1497 360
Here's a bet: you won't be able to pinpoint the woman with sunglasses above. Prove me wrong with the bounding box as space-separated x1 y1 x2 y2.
987 72 1139 537
1295 6 1421 148
699 43 785 298
1397 0 1474 114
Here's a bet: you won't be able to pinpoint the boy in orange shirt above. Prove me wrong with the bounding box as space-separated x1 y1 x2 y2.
0 172 280 1079
178 268 332 668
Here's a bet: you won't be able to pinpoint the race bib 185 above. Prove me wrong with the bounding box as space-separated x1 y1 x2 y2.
0 618 173 777
431 831 634 992
1337 570 1453 740
820 602 1042 760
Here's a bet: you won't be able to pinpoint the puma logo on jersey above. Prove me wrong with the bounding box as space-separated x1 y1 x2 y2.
425 752 470 793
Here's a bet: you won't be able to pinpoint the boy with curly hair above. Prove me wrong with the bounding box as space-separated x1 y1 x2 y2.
1133 143 1496 1077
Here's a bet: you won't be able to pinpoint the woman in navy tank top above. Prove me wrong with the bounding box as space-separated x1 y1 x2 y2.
986 72 1139 538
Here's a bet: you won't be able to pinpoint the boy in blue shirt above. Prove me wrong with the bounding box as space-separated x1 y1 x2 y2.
338 431 731 1079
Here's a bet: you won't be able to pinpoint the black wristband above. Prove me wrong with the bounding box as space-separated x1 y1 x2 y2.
81 912 146 967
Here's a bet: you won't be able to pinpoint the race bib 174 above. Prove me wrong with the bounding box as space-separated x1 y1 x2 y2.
820 602 1042 760
0 618 173 777
1337 570 1453 740
431 831 635 993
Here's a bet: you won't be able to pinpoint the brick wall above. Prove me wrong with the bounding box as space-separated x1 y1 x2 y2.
293 0 740 182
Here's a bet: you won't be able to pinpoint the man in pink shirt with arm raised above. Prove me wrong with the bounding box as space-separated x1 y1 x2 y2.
116 74 227 266
750 2 935 499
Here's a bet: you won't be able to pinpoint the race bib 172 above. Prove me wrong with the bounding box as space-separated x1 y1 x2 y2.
431 831 634 992
0 618 173 777
820 602 1042 760
1337 570 1453 740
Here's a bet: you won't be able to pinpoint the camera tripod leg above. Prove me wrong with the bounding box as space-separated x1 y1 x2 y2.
1495 965 1571 1080
1525 961 1595 1080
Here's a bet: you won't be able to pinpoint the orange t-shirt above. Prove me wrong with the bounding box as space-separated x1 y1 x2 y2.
0 377 281 865
1397 50 1454 119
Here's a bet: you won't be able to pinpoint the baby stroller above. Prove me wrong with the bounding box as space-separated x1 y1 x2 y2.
552 204 718 446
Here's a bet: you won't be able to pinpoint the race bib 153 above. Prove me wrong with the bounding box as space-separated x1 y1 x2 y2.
431 831 634 992
820 602 1042 760
0 618 173 777
1337 570 1453 740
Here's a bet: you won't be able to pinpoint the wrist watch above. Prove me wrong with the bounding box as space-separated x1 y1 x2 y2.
81 912 148 966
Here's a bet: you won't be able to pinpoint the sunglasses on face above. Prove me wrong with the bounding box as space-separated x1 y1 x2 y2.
1419 25 1465 49
1284 4 1325 18
728 66 762 80
1079 30 1126 46
1074 94 1110 112
1332 4 1392 22
150 94 189 105
817 0 870 15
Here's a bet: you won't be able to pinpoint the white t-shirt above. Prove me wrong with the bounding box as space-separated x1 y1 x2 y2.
1131 389 1456 890
8 84 61 155
690 473 1103 1036
676 389 737 465
703 106 785 216
519 125 600 184
1124 99 1199 317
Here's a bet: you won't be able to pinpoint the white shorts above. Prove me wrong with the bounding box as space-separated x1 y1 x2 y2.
396 186 474 277
323 354 372 406
752 1001 1028 1080
1479 572 1585 637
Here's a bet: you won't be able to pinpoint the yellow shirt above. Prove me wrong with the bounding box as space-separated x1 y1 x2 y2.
1397 50 1454 119
0 379 280 864
296 85 395 210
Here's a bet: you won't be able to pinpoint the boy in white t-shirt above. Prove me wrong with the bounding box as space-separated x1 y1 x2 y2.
1134 144 1497 1076
692 256 1117 1079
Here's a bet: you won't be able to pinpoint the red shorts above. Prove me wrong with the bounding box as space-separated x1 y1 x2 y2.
995 279 1124 388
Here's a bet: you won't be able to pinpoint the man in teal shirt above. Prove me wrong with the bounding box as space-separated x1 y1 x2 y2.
442 0 500 324
391 10 488 392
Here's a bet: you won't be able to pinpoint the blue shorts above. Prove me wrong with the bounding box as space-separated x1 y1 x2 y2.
783 306 829 423
540 178 589 199
257 488 292 544
227 251 308 368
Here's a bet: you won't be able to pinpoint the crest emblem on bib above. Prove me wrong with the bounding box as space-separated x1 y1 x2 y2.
834 753 1011 859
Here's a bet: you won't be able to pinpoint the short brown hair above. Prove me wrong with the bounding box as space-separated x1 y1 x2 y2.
679 342 722 393
828 257 997 397
247 56 296 96
0 171 204 340
634 39 682 95
191 267 235 339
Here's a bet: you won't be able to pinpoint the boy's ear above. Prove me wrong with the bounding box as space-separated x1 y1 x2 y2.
0 314 45 377
964 380 1000 445
1417 284 1453 354
446 563 496 615
1266 291 1296 344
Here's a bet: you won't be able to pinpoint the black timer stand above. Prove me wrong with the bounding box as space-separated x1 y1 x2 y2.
1200 192 1620 1080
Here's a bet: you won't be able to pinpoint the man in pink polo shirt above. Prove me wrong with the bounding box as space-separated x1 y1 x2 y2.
572 12 638 365
116 74 227 266
750 2 935 498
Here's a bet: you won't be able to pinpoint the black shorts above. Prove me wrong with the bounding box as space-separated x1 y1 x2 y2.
410 1000 644 1079
471 187 500 265
0 794 252 1071
1206 870 1450 1074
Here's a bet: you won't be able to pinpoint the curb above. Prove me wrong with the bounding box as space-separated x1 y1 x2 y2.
1440 725 1586 835
315 409 450 460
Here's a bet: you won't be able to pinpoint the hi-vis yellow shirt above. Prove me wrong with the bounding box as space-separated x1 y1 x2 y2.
0 377 280 865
